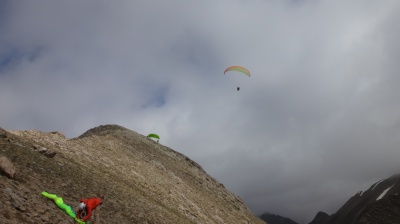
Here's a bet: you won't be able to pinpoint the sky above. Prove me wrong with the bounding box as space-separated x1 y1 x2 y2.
1 1 400 223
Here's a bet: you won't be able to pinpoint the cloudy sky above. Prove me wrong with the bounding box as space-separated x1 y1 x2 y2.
1 1 400 223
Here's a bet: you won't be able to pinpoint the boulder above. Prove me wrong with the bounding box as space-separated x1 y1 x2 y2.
0 156 16 179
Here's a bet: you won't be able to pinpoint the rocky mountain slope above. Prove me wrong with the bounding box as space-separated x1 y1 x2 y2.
309 174 400 224
0 125 265 224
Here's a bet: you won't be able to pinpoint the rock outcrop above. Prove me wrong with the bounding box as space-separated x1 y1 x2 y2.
0 127 7 138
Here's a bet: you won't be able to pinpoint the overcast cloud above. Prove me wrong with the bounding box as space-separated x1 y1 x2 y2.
1 1 400 223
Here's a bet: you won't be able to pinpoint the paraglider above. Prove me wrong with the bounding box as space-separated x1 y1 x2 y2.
224 66 251 91
147 133 160 142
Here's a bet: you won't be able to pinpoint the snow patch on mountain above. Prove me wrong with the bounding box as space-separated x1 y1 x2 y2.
371 179 384 190
377 184 394 201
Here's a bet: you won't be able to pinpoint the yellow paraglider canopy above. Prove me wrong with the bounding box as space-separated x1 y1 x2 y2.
224 65 251 77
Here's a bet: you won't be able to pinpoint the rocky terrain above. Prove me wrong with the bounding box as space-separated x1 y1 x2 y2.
309 174 400 224
0 125 265 224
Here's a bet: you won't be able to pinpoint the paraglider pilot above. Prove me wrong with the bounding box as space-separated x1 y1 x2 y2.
77 196 104 222
237 86 240 91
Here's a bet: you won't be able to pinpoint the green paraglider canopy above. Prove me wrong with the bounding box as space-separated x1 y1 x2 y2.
147 133 160 140
41 192 85 224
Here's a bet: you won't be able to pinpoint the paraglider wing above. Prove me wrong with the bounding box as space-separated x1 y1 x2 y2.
224 66 251 77
41 192 86 224
147 133 160 140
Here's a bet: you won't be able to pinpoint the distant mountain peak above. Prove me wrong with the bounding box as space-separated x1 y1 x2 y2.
309 173 400 224
259 212 298 224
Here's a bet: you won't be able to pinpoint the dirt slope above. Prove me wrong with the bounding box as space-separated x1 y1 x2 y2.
0 125 265 224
